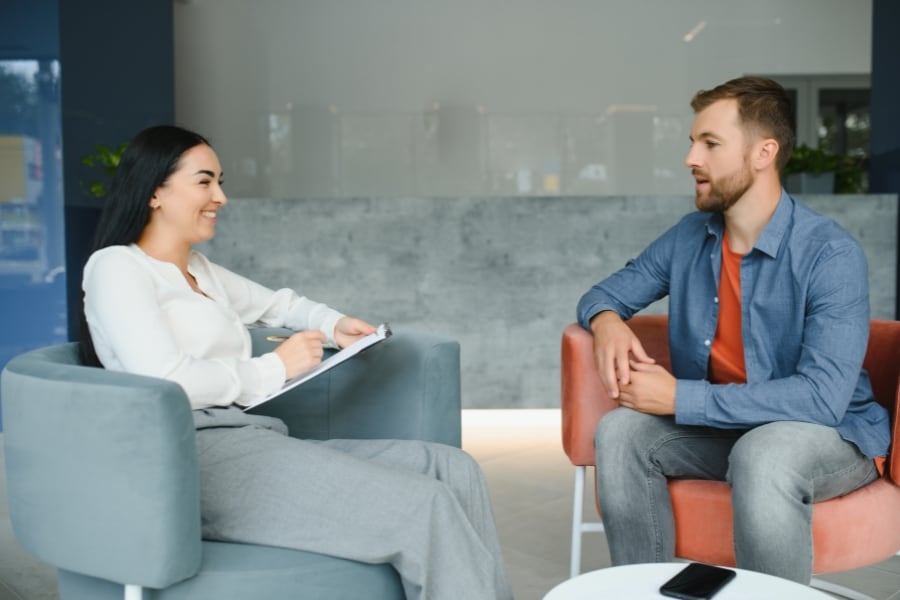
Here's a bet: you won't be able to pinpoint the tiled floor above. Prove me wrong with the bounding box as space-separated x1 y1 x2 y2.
1 410 900 599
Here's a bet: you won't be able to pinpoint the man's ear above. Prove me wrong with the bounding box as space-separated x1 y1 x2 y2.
754 138 780 171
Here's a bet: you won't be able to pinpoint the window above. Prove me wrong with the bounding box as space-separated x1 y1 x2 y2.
768 74 871 190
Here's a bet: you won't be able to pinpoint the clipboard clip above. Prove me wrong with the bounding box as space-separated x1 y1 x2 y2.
266 323 391 343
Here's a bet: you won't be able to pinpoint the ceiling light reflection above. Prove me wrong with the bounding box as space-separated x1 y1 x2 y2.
683 20 707 43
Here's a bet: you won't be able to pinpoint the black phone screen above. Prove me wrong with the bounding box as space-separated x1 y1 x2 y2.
659 562 737 600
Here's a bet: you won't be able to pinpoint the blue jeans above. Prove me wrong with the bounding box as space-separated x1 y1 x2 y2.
593 408 879 583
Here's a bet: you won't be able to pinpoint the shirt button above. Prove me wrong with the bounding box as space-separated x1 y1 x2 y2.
704 339 711 346
714 297 719 303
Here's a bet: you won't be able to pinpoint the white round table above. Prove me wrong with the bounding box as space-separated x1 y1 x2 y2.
544 563 834 599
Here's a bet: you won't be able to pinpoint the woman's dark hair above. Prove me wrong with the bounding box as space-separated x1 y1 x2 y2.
78 125 210 366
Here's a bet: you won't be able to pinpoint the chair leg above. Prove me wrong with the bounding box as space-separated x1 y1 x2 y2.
124 584 143 600
570 466 605 579
570 465 585 579
809 577 876 600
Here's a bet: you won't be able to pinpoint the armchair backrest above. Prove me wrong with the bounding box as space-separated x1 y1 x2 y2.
626 315 671 371
863 320 900 482
1 343 203 589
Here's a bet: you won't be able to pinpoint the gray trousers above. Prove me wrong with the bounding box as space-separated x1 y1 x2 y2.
192 407 513 600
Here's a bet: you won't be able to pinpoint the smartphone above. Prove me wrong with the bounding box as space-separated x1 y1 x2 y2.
659 562 736 600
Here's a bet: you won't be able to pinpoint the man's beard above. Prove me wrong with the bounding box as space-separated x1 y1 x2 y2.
694 164 753 213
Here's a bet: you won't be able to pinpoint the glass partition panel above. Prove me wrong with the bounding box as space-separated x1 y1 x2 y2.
0 60 67 418
174 1 873 197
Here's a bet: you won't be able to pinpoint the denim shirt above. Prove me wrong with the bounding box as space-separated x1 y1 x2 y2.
577 191 890 459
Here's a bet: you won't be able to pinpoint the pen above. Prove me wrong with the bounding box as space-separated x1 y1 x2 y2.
266 334 331 342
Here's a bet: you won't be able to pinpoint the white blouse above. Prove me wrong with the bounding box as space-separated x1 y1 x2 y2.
82 244 345 409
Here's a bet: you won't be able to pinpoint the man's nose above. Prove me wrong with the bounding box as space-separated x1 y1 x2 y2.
685 145 701 169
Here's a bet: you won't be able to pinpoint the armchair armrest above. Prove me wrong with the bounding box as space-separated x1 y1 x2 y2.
561 324 617 466
249 328 462 447
1 343 202 589
561 316 670 466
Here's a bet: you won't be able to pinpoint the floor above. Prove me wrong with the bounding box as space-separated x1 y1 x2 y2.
1 409 899 600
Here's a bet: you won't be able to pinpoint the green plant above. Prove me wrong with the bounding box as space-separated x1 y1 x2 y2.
783 144 839 176
782 144 865 194
80 142 127 198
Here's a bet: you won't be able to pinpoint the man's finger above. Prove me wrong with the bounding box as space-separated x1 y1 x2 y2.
616 352 632 386
602 354 620 398
630 339 656 364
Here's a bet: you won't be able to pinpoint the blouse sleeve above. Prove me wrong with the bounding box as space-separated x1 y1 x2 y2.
83 248 295 409
201 256 345 345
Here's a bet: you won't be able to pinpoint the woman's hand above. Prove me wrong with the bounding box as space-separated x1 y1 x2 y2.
273 330 327 379
334 316 377 349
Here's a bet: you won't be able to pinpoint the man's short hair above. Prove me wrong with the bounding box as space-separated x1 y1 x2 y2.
691 76 796 171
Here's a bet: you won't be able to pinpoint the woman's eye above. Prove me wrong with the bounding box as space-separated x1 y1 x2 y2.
706 141 719 149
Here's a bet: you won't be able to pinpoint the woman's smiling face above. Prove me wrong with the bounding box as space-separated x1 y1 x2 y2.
147 143 227 246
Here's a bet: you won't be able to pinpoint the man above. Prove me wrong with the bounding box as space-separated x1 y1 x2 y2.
576 76 890 583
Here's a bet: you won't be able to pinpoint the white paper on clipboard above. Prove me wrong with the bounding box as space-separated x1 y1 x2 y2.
242 323 391 411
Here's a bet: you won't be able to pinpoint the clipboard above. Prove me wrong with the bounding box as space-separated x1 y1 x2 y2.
242 323 392 411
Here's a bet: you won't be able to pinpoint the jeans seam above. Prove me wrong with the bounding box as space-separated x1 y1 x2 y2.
642 427 738 560
810 453 878 501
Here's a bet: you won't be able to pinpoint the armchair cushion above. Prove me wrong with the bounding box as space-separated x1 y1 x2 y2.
58 542 404 600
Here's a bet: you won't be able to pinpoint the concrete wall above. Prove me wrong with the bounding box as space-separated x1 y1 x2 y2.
200 194 897 409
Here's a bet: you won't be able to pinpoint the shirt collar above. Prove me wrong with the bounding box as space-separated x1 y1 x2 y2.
703 189 793 258
753 189 793 258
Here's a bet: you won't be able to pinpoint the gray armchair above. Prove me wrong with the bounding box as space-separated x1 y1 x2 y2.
1 328 461 600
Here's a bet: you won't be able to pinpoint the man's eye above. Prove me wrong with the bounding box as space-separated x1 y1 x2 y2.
706 141 719 149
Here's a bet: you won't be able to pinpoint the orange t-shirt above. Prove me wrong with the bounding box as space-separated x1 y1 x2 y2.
708 235 747 384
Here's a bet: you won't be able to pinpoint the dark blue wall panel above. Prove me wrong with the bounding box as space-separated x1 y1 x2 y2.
0 0 174 430
869 0 900 318
59 0 175 340
0 0 64 431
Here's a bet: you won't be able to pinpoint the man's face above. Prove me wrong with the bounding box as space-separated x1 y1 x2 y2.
685 98 754 213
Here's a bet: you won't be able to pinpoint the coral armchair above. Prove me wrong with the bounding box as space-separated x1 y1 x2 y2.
561 316 900 599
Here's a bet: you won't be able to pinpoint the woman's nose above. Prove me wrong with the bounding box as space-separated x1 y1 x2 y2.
213 184 228 206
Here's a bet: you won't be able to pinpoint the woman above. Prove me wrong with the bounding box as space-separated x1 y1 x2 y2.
80 125 513 600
